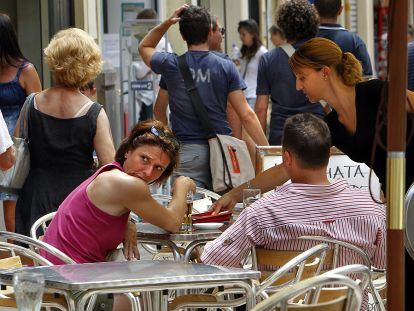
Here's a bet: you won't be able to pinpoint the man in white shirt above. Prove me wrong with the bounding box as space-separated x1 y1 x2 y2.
0 110 14 170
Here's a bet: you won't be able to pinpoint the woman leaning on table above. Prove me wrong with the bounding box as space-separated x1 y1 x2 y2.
14 28 116 236
211 37 414 307
42 119 196 311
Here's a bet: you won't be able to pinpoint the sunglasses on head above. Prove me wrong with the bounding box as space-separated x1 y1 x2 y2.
149 126 180 151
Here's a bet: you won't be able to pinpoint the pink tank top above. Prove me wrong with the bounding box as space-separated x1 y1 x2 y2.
42 162 130 264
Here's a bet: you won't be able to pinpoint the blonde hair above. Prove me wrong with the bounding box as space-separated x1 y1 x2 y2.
44 28 102 88
289 37 362 86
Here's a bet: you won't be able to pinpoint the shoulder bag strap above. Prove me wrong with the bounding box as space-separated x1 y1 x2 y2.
19 93 36 140
177 54 216 137
242 58 251 80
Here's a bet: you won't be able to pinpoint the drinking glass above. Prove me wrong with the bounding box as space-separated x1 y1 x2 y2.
180 191 194 232
13 272 45 311
243 189 261 208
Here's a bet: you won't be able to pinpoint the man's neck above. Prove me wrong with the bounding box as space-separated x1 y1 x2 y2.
290 168 330 185
319 17 339 25
188 43 210 51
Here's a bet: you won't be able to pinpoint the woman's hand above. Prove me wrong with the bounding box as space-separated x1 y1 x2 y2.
123 221 140 261
0 146 15 171
172 176 196 195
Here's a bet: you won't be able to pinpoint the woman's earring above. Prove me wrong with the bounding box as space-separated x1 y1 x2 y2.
323 75 327 81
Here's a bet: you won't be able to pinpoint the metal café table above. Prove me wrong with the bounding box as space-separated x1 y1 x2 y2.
0 260 260 311
137 222 223 262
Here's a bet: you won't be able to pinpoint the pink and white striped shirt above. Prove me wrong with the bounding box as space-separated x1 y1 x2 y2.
201 179 386 270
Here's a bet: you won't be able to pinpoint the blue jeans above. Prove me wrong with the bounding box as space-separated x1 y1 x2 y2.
172 143 212 190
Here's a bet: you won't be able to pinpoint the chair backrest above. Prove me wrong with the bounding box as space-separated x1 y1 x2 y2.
253 244 330 297
298 237 386 311
251 274 363 311
30 211 57 240
312 264 371 304
253 248 334 285
0 231 75 265
298 236 372 270
0 242 52 266
0 256 22 270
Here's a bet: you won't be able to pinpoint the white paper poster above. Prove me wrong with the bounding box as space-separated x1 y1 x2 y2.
103 34 120 67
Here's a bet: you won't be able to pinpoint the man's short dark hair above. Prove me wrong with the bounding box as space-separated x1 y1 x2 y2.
282 113 331 169
179 6 211 46
314 0 341 19
277 0 319 42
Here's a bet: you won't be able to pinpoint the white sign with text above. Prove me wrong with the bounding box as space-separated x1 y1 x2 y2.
261 152 381 198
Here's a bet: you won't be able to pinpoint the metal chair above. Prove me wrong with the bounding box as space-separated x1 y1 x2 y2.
298 236 386 311
30 211 56 240
0 231 75 265
168 243 330 310
251 273 362 311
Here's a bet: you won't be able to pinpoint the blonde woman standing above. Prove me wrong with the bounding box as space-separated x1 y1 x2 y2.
15 28 115 236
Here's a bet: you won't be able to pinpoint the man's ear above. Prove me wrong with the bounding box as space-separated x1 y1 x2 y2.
282 149 292 167
338 6 344 16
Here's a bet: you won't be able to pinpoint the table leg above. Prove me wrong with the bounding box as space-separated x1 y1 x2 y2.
160 289 169 311
238 281 256 310
165 241 182 261
65 294 76 311
86 294 97 311
142 291 153 311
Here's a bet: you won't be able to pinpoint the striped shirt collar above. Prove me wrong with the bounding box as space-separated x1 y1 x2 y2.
275 179 349 197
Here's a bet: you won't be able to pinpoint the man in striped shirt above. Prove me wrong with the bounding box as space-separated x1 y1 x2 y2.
201 113 386 270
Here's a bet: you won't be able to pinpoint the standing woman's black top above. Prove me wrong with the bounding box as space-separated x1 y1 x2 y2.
324 79 414 192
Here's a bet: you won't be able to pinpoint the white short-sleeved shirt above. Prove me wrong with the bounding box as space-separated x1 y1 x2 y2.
0 110 13 154
239 45 268 99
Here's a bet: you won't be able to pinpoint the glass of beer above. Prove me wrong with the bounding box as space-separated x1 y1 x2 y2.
181 191 194 232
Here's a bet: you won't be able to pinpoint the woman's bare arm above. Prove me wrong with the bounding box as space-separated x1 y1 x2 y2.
94 110 116 166
88 171 196 233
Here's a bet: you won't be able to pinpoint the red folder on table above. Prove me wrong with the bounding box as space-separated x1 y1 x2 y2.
192 211 232 223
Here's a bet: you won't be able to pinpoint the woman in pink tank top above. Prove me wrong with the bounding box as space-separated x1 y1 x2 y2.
42 119 196 308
